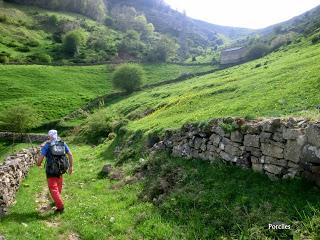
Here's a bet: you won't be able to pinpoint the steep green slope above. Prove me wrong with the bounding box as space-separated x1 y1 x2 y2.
0 64 213 122
85 39 320 132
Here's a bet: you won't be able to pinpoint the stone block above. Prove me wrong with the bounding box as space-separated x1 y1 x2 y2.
252 163 264 173
261 143 284 159
245 146 262 157
244 134 260 148
209 133 221 147
283 128 304 140
262 119 281 133
261 156 287 167
273 132 285 143
306 124 320 147
225 144 243 156
219 151 237 162
231 131 243 143
260 132 272 143
284 140 304 163
301 145 320 164
264 164 283 175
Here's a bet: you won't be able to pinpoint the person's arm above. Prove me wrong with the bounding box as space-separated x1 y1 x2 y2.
37 155 45 167
67 151 74 175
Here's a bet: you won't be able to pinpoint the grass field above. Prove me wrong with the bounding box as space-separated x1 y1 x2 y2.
1 141 320 239
82 39 320 133
0 64 213 123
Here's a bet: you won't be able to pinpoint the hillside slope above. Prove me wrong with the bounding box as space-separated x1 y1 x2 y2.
77 38 320 133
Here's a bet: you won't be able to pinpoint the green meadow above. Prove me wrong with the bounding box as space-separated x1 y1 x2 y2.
0 64 213 122
83 39 320 133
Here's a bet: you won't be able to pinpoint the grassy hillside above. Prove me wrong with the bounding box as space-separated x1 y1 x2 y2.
1 141 320 239
0 64 213 123
81 38 320 133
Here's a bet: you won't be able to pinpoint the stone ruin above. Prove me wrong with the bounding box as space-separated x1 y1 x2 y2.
0 147 38 216
152 118 320 185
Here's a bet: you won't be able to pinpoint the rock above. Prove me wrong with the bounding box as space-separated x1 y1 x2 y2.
244 135 260 148
284 139 305 163
230 131 243 143
261 143 284 159
301 145 320 164
261 156 287 167
283 128 304 140
306 124 320 147
224 144 243 156
211 126 226 137
219 151 237 162
262 119 281 133
252 163 264 173
264 164 283 175
272 132 285 143
209 133 221 147
101 164 113 176
245 146 262 157
251 156 260 164
260 132 272 143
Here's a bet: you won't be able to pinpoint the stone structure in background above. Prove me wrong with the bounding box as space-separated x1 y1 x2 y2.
0 132 47 142
0 147 38 216
220 47 247 65
152 118 320 185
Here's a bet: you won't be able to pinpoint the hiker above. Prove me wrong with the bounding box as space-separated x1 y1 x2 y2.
37 130 74 213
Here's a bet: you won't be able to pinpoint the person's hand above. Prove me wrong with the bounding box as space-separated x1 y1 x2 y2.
68 166 73 175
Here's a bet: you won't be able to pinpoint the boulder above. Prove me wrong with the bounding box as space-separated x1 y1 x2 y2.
101 164 113 176
262 119 282 133
260 156 287 167
260 132 272 143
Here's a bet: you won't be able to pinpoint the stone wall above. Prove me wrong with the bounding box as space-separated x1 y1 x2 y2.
220 47 247 65
153 118 320 185
0 147 38 216
0 132 47 143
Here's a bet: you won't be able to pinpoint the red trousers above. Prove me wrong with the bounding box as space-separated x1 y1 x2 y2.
47 177 64 210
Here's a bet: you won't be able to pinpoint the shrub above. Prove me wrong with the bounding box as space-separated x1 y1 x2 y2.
245 44 269 61
26 40 40 47
0 55 9 64
63 30 86 56
104 16 113 26
16 46 30 52
112 63 144 93
0 105 40 133
0 15 7 23
78 111 113 144
48 15 58 27
28 53 52 64
311 33 320 44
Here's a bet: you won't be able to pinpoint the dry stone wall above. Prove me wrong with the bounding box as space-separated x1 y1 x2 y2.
0 147 38 216
152 118 320 185
0 132 47 142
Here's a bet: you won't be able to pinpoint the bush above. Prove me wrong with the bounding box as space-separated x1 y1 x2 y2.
28 53 52 64
245 44 269 61
63 30 85 56
0 105 40 133
48 15 58 27
0 15 7 23
112 63 144 93
78 111 113 144
26 40 40 47
311 33 320 44
16 46 30 52
0 55 9 64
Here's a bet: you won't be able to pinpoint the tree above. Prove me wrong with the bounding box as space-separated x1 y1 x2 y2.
0 105 40 133
112 64 144 93
63 30 86 56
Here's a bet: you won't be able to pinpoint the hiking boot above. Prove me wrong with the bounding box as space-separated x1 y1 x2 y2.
54 208 64 214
